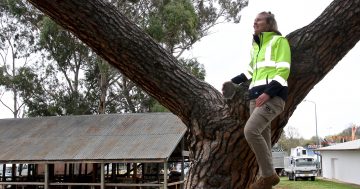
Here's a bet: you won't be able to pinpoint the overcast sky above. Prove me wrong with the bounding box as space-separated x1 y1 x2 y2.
1 0 359 140
184 0 360 139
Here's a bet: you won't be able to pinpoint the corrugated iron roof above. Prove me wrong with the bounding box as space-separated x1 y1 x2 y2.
0 113 187 163
315 139 360 151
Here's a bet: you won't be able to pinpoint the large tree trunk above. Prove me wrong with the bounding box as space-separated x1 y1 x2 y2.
26 0 360 188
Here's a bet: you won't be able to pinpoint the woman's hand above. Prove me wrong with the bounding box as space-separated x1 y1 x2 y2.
222 81 236 99
256 93 270 107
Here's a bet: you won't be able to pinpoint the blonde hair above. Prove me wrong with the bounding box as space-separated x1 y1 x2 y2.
259 11 281 35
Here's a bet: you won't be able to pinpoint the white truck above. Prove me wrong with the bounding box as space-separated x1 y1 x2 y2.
284 146 318 181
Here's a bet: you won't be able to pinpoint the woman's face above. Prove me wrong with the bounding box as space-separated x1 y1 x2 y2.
253 14 269 35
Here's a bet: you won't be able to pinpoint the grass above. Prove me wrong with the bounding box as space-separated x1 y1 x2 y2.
274 177 360 189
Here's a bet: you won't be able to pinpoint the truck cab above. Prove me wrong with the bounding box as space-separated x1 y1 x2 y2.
284 146 318 181
284 156 317 181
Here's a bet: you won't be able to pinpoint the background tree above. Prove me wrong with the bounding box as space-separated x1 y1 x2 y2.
323 123 360 143
34 16 97 116
112 0 247 57
277 126 304 154
22 0 360 188
0 1 41 118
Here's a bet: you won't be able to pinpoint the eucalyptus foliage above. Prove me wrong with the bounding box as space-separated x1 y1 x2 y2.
0 0 41 117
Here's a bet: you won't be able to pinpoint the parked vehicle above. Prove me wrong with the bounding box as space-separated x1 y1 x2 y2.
284 146 318 181
272 146 287 176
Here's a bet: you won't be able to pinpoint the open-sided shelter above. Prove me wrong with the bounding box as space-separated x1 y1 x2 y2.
0 113 188 189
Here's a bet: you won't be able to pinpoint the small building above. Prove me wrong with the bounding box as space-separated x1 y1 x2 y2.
0 113 188 189
315 139 360 185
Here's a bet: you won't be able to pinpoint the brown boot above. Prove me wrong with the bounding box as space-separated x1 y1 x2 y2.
249 173 280 189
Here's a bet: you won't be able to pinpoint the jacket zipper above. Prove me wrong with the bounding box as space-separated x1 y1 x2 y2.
254 33 263 82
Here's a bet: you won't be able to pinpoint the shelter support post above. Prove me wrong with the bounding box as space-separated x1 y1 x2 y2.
101 163 105 189
44 164 49 189
163 161 168 189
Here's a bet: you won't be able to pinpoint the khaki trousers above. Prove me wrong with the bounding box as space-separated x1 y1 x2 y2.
244 96 285 177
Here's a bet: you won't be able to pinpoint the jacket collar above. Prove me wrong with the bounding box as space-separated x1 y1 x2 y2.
253 32 278 46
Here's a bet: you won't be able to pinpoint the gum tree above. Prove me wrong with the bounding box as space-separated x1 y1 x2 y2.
26 0 360 188
0 1 41 118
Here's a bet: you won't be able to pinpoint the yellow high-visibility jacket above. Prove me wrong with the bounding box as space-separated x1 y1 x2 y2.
232 32 291 100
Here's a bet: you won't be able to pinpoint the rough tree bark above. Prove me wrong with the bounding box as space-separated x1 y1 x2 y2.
26 0 360 188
